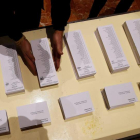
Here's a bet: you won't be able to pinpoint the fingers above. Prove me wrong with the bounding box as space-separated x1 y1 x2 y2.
24 54 37 76
53 43 63 70
56 44 63 55
52 49 62 71
26 51 35 63
55 54 61 71
51 30 64 70
26 45 35 63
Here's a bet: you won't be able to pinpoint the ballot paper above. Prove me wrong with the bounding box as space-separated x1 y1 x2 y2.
0 110 10 135
96 25 129 73
124 19 140 64
65 30 96 79
17 101 51 130
59 91 94 119
102 82 138 109
31 38 59 87
0 44 25 94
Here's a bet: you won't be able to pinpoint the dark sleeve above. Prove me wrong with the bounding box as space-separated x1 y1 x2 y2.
51 0 71 31
0 1 23 41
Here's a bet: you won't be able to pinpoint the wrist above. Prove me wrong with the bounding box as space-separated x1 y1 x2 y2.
55 30 63 34
15 35 26 46
54 30 63 38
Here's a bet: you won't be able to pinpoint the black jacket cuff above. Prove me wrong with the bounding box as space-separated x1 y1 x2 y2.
9 32 23 42
53 24 65 31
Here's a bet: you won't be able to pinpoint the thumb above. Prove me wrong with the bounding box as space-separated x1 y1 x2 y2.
56 44 63 55
26 50 35 63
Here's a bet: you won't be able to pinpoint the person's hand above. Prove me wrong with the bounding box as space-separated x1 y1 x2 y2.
16 37 37 76
51 30 63 71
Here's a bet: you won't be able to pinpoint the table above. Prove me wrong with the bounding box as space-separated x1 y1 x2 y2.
0 11 140 140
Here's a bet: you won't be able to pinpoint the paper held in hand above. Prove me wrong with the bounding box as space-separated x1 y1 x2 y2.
31 38 59 87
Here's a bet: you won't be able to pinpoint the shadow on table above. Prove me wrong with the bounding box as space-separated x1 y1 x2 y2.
0 116 49 140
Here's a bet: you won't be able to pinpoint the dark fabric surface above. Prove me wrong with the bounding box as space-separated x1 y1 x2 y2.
0 0 71 41
89 0 134 18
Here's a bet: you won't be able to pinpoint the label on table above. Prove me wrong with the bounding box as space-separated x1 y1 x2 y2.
97 25 129 71
31 38 59 87
125 19 140 57
0 44 25 94
59 91 94 119
17 101 51 129
105 82 138 108
65 30 96 78
0 110 9 134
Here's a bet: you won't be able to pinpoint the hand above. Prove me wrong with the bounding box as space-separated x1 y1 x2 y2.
16 37 37 76
51 30 63 71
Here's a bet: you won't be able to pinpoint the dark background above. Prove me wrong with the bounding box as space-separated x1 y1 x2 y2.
39 0 140 27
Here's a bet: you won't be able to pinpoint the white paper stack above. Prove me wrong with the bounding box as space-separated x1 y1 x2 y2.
124 19 140 64
0 110 10 135
31 38 59 87
65 30 96 79
96 25 129 73
0 44 25 94
102 82 138 109
59 91 94 119
17 101 51 130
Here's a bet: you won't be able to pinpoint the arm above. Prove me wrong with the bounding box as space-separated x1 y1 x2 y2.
51 0 71 70
51 0 71 31
0 1 37 75
0 1 23 41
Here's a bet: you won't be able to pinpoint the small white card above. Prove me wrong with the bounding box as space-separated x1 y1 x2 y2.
0 110 9 134
104 82 138 109
65 30 96 79
17 101 51 130
59 91 94 119
0 44 25 94
31 38 59 87
96 25 129 73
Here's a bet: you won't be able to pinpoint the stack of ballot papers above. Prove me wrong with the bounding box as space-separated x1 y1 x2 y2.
17 101 51 130
95 25 129 73
102 82 138 109
31 38 59 87
59 91 94 120
123 19 140 64
0 44 25 94
65 30 96 79
0 110 10 135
